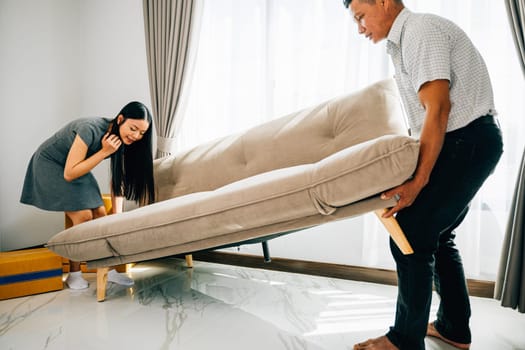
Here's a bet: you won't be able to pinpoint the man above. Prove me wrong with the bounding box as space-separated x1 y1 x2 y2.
343 1 503 349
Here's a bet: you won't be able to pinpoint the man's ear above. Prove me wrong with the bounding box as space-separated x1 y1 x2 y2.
384 0 402 11
381 0 393 14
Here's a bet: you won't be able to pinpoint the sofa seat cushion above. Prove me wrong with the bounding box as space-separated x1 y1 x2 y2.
46 134 418 263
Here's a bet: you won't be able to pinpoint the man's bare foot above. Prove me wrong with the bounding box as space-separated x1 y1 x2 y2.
353 335 399 350
426 322 470 349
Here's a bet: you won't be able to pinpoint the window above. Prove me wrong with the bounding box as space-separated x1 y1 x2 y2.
179 0 525 280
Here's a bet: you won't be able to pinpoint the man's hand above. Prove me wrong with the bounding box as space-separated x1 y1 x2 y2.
380 178 425 218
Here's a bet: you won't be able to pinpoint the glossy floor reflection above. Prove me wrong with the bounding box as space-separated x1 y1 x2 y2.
1 258 524 350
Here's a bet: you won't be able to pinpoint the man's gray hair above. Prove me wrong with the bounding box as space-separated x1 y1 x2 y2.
343 0 403 9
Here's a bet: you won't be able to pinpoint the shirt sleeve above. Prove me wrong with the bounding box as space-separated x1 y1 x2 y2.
403 17 451 93
74 120 98 148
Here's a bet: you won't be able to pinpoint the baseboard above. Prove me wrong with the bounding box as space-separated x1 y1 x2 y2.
191 251 495 299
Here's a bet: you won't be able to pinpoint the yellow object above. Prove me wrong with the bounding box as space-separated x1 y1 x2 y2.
101 193 112 214
0 248 63 300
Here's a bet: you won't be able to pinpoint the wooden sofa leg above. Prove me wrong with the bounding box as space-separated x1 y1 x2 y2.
96 267 109 302
374 209 414 255
185 254 193 268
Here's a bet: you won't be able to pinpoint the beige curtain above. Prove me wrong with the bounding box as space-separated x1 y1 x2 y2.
495 0 525 313
143 0 202 158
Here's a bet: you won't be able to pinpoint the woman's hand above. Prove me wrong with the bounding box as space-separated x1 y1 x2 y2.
101 133 122 156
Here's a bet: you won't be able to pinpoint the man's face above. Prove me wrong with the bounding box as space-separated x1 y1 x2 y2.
350 0 390 43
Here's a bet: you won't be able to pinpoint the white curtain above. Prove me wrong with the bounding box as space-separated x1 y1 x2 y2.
495 0 525 313
175 0 389 151
143 0 202 158
178 0 525 280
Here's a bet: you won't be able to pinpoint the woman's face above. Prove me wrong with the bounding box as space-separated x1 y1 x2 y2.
117 115 150 145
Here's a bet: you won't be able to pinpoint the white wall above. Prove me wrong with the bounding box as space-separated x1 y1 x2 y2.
0 0 150 251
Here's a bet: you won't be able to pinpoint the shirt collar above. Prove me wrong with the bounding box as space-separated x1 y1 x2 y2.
387 8 411 50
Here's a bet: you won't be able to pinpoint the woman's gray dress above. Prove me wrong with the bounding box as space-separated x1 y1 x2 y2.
20 117 112 211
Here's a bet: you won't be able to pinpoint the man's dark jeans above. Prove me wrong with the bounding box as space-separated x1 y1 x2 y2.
386 116 503 349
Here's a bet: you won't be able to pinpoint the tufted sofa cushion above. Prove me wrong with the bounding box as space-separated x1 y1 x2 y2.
46 79 419 268
154 78 409 201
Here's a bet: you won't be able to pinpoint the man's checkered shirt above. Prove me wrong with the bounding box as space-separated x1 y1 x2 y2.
386 9 496 137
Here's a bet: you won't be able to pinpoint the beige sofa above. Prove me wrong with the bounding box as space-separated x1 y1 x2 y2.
47 79 419 301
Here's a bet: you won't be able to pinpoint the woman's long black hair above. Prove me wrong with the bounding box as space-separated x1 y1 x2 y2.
108 101 155 205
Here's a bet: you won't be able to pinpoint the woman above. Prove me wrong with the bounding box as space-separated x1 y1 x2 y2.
21 101 155 289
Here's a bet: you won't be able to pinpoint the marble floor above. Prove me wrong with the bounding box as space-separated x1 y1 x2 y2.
1 257 524 350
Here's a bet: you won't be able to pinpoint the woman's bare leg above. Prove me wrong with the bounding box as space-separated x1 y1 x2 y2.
65 209 98 272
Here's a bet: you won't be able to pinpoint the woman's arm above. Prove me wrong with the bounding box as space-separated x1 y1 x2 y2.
111 195 124 214
63 133 121 182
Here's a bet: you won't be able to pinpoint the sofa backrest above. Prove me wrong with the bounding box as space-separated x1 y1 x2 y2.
154 78 408 202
